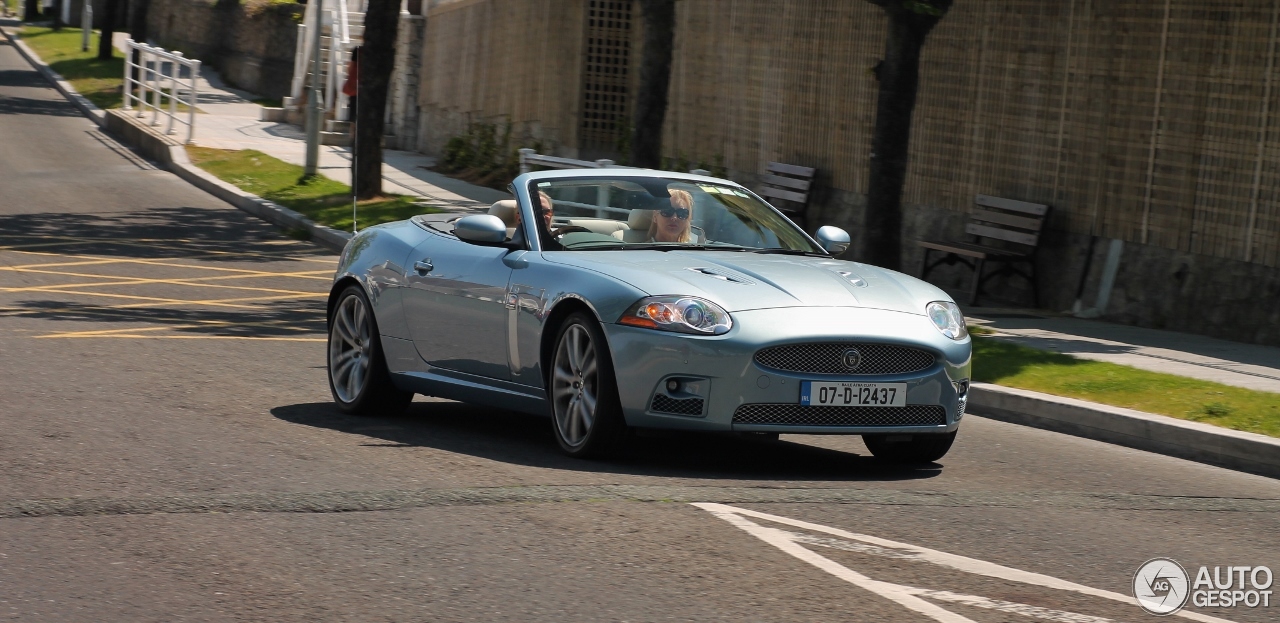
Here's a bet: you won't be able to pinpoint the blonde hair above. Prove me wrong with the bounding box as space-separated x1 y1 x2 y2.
649 189 694 243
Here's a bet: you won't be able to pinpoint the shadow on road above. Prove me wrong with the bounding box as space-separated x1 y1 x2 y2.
0 205 328 262
272 401 944 482
1 299 325 337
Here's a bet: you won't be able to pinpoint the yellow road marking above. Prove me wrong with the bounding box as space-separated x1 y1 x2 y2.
37 325 188 337
0 249 335 272
36 319 323 338
0 236 336 262
0 266 332 285
34 334 327 342
0 271 327 295
0 257 332 275
18 288 326 309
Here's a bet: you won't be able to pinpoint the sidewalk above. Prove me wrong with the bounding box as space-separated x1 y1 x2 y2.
111 34 508 212
966 308 1280 393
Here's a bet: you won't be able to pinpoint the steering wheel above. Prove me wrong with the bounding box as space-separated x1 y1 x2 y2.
551 226 594 237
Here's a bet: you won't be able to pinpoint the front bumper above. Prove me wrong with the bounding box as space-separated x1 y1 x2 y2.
604 306 972 434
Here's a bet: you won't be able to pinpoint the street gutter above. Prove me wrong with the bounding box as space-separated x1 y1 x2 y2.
4 21 1274 480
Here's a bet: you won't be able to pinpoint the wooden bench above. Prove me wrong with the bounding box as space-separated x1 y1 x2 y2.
917 195 1050 306
758 162 816 226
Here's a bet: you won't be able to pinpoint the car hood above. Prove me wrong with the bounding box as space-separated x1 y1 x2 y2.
542 250 950 314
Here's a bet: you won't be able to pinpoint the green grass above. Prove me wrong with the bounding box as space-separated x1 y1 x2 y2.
972 335 1280 438
187 146 436 232
251 97 283 109
19 26 125 109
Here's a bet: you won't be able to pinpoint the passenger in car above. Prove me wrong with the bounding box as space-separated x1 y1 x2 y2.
650 189 695 243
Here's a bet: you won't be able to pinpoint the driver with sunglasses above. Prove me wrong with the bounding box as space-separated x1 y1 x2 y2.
648 189 695 243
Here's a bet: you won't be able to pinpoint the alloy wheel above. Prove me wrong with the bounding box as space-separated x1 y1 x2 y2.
552 324 599 447
329 293 372 404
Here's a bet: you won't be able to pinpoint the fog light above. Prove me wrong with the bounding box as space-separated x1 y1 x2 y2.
666 379 680 392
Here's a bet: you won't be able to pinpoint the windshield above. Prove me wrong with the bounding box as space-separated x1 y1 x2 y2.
528 176 825 254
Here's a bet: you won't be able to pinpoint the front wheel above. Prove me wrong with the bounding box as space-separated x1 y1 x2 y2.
549 312 626 457
327 285 413 416
863 431 957 464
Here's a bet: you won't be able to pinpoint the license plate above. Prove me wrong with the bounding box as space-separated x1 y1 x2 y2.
801 382 906 407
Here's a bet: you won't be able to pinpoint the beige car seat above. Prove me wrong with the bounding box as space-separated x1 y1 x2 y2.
612 209 701 243
566 218 630 236
613 210 655 242
488 199 519 239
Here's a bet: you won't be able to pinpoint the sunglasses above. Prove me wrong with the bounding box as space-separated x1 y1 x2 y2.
658 207 690 220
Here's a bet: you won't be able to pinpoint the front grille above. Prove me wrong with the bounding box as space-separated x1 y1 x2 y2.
651 394 705 416
733 404 946 427
754 343 935 375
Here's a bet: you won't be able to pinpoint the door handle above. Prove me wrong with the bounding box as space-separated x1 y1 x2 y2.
413 259 433 274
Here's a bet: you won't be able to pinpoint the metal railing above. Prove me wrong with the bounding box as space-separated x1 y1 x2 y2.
518 149 627 174
122 40 201 144
517 149 714 177
289 0 361 121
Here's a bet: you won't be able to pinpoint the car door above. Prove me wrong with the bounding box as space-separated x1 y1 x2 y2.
402 234 513 380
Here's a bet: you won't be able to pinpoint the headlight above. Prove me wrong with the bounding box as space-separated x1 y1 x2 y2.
618 296 733 335
927 301 967 340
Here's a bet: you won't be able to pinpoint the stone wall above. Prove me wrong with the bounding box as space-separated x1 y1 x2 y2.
145 0 300 99
416 0 589 158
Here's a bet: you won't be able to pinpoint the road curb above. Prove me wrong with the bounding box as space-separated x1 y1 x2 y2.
165 143 353 253
0 23 106 128
969 383 1280 479
0 24 351 254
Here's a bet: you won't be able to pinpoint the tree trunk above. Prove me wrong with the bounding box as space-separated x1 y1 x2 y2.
52 0 62 29
23 0 39 22
630 0 675 169
129 0 150 81
354 0 399 199
129 0 149 42
98 0 121 59
862 0 950 270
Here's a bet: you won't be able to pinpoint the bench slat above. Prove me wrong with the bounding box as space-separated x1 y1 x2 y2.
965 223 1039 246
971 208 1043 231
767 162 816 178
975 194 1049 216
760 186 808 204
760 173 812 192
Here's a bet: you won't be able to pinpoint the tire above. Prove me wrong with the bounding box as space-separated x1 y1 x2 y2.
327 284 413 416
548 312 627 457
862 431 957 464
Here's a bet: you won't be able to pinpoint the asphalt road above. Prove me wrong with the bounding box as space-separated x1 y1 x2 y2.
3 30 1279 623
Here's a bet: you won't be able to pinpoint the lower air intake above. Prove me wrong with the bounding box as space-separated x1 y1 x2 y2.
733 404 946 427
651 394 705 416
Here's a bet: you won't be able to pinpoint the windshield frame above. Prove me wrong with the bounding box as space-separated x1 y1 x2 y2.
521 171 827 255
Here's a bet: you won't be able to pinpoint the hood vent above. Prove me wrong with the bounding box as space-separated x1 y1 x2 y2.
685 267 754 284
833 270 869 288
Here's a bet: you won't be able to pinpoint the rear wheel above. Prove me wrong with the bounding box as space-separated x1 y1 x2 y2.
549 312 626 457
863 431 957 464
327 285 413 416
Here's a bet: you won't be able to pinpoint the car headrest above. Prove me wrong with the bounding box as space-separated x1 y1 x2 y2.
627 209 655 231
488 200 519 227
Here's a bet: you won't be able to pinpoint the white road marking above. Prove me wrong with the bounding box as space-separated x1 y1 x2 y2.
693 503 1237 623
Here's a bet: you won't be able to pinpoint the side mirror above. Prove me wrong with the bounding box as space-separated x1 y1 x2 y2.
455 214 509 245
815 226 851 255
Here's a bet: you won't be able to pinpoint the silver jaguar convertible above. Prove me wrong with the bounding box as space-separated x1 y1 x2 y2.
326 169 972 462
